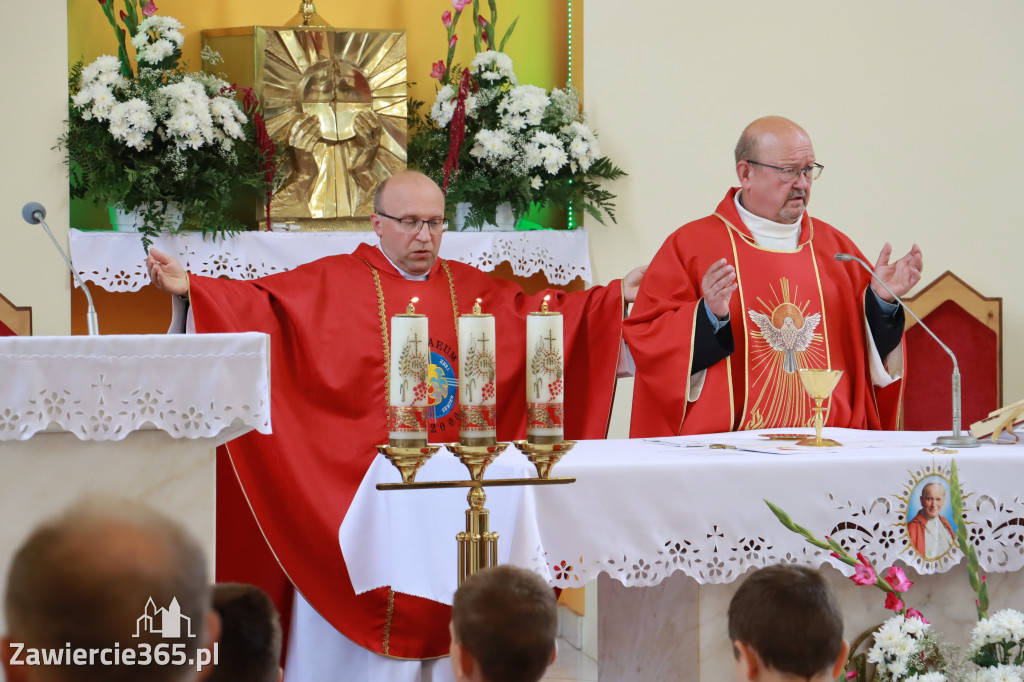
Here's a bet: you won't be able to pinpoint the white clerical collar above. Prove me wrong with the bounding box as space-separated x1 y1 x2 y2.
734 191 802 249
377 244 428 281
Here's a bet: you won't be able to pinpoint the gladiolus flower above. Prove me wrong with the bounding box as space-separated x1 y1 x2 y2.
846 673 858 680
449 35 457 48
452 0 471 11
852 562 876 586
830 552 841 560
884 592 904 612
442 10 452 27
142 1 158 16
907 608 929 623
120 9 127 20
478 14 487 27
430 60 445 80
884 566 913 592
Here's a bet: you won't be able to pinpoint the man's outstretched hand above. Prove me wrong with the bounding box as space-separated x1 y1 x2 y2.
871 242 923 302
146 248 189 297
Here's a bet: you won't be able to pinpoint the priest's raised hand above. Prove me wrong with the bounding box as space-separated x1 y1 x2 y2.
146 247 189 297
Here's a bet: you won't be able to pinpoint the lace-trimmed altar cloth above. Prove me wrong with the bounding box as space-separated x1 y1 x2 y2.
68 228 594 291
342 428 1024 603
0 332 271 443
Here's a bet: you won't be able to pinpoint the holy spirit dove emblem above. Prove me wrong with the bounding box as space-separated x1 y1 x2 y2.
748 303 821 373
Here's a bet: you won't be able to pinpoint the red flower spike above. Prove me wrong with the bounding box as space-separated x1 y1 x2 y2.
441 68 478 192
884 592 904 612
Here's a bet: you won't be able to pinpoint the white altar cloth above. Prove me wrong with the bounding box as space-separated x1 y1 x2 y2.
0 332 271 443
67 228 594 291
341 428 1024 607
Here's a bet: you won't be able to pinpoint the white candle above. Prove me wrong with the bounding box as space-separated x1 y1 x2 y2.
389 298 429 446
458 299 497 445
526 296 564 444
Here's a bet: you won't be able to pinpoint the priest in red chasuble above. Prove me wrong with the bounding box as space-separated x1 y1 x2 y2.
146 171 642 667
625 116 923 437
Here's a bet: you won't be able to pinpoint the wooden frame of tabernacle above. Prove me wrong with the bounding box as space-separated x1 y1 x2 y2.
376 440 575 585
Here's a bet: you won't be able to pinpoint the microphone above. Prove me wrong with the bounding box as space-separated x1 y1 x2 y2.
835 252 978 447
22 202 99 336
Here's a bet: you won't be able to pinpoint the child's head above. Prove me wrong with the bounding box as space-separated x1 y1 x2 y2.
728 564 848 681
449 565 557 682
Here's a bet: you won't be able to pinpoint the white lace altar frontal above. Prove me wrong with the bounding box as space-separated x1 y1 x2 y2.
342 428 1024 603
0 333 271 443
68 228 593 291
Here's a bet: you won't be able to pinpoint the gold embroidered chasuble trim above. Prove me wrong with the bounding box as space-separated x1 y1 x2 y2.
363 257 461 654
713 212 834 430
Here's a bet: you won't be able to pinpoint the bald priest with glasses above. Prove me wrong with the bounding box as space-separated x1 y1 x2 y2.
625 116 923 437
146 170 644 668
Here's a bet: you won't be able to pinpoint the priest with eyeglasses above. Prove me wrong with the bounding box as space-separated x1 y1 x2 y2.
146 169 644 679
625 116 923 437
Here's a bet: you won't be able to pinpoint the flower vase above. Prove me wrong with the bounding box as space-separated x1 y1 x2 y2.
108 202 183 233
454 202 518 232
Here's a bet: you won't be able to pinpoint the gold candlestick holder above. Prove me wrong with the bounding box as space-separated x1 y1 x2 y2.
512 440 576 479
796 368 844 447
375 443 441 484
377 441 574 585
446 441 510 481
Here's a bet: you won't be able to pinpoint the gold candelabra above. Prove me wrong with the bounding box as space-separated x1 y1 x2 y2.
375 439 576 585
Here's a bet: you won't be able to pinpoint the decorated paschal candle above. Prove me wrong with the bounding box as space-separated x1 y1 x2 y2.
526 296 564 444
389 298 429 447
458 299 497 446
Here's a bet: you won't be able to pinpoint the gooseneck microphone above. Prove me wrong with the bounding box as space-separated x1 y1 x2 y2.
835 253 979 447
22 202 99 336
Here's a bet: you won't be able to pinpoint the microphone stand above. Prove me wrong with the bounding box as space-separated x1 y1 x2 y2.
835 253 978 447
22 202 99 336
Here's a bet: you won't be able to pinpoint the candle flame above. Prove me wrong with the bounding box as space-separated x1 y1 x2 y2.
473 298 482 314
540 295 550 314
407 297 419 314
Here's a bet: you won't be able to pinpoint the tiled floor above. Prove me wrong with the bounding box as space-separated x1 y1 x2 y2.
541 638 597 682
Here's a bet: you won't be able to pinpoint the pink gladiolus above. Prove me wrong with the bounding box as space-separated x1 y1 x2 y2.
846 673 858 680
478 14 487 26
830 552 841 560
884 566 913 593
142 0 158 16
119 9 127 20
449 35 457 48
907 608 929 624
852 562 876 586
452 0 471 11
442 10 452 27
430 60 445 80
884 592 904 612
482 30 489 46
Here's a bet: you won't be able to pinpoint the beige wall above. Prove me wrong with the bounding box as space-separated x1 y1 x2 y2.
0 3 70 335
585 0 1024 437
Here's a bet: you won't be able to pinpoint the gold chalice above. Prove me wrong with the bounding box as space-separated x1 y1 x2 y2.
796 369 844 447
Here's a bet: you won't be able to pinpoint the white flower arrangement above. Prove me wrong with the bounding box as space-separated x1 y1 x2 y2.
867 615 945 682
409 1 624 230
62 0 277 249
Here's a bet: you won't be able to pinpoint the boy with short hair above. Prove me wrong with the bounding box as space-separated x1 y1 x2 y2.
728 564 850 681
449 565 557 682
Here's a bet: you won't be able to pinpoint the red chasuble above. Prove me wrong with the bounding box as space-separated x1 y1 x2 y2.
625 188 902 437
189 242 623 659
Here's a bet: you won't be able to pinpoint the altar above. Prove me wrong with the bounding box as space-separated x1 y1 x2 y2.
0 332 271 635
342 428 1024 680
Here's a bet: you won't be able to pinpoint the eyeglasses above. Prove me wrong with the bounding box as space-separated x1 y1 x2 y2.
747 161 824 182
376 211 448 234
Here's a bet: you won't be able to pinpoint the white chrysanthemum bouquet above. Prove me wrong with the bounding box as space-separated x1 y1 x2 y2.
408 0 624 231
62 0 278 249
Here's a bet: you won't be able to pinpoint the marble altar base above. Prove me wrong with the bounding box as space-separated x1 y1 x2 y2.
0 430 215 634
599 563 1024 681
